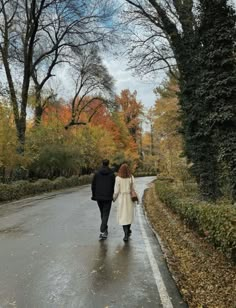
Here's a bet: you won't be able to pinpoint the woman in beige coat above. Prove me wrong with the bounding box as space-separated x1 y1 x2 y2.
113 163 137 241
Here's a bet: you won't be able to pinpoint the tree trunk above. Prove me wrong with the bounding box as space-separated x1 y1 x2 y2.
34 89 43 126
150 124 154 155
16 117 26 154
34 105 44 126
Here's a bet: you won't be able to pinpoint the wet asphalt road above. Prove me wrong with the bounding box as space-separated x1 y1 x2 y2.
0 177 187 308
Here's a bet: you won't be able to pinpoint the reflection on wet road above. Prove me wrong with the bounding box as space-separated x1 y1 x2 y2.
0 177 186 308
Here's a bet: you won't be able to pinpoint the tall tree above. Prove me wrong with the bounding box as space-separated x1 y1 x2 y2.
146 107 155 156
64 46 115 129
0 0 115 150
153 75 183 177
116 89 143 142
0 102 27 181
31 0 115 125
124 0 203 182
197 0 236 200
124 0 236 200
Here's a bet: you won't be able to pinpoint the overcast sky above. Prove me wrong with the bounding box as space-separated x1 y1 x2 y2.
104 0 236 108
87 0 236 109
38 0 236 110
54 42 169 109
54 53 164 109
103 55 165 108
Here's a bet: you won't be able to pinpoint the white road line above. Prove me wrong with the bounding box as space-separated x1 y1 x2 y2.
137 204 173 308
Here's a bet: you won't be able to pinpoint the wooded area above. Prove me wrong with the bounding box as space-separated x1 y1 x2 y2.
125 0 236 202
0 0 236 204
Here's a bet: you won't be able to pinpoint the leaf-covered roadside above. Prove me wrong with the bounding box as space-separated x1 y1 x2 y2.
143 184 236 308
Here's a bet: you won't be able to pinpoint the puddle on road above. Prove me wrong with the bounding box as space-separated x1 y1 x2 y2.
0 223 26 236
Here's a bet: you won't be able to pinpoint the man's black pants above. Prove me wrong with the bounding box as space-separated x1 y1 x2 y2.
97 200 112 233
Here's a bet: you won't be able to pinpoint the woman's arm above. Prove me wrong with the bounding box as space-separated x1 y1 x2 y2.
113 177 120 201
131 175 137 189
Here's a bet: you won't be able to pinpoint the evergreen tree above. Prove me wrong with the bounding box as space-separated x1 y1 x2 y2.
124 0 236 200
198 0 236 200
177 13 221 200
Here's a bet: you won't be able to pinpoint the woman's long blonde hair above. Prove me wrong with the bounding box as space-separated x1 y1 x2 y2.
118 163 131 178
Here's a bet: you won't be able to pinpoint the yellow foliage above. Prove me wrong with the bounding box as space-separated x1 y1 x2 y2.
153 76 188 180
0 104 29 173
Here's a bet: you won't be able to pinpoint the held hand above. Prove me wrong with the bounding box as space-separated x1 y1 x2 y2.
113 192 119 202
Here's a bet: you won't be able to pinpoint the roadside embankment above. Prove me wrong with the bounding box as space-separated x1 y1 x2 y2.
143 181 236 308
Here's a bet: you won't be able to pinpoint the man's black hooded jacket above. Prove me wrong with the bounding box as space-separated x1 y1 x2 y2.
91 166 115 201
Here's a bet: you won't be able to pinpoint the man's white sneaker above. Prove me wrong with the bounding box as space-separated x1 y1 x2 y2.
99 231 108 239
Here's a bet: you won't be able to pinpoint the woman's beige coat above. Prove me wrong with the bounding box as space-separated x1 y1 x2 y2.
113 175 136 225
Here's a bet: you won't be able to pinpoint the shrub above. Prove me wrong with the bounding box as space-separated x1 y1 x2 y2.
0 175 93 202
155 181 236 262
28 144 82 179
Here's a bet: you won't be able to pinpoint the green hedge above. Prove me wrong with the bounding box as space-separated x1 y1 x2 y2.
155 181 236 262
0 175 93 202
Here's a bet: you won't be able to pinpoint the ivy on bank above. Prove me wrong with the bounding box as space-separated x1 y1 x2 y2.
180 0 236 201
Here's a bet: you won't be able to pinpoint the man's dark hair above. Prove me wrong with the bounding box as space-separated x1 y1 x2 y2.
102 159 109 167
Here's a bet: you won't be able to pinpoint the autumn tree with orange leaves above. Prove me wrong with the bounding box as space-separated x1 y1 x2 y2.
116 89 143 142
89 90 143 169
22 88 143 179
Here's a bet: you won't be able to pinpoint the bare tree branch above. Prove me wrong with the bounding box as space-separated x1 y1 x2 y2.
64 45 115 129
0 0 117 142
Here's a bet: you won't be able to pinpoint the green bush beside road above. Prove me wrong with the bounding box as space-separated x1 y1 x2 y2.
0 173 155 203
155 180 236 262
0 175 93 202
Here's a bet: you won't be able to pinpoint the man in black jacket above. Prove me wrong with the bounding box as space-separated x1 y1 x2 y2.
91 159 115 239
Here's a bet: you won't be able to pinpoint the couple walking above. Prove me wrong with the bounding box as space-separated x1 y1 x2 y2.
91 159 137 242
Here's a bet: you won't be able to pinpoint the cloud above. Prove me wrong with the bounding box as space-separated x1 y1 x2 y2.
50 54 164 109
229 0 236 6
103 55 164 108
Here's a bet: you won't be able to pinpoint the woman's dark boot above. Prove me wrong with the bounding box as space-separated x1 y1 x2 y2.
123 225 129 242
128 224 132 237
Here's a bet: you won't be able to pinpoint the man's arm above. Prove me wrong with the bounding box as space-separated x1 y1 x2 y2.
111 173 116 194
91 173 96 200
